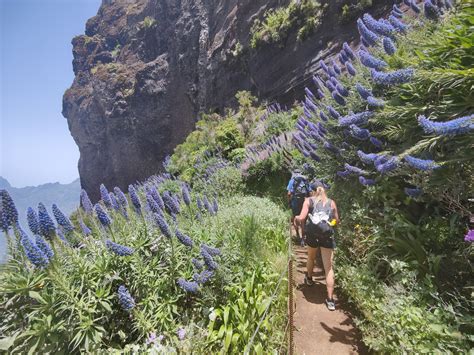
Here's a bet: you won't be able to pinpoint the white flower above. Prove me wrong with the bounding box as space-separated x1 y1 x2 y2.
209 310 217 321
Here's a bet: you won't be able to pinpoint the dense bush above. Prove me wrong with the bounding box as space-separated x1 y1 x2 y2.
250 0 326 48
0 182 288 353
291 1 473 351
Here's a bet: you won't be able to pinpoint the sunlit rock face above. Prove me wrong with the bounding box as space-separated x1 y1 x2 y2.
63 0 391 201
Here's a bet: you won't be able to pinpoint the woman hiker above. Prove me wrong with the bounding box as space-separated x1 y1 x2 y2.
296 182 340 311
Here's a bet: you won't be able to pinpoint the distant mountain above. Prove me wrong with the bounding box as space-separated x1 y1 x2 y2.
0 177 81 262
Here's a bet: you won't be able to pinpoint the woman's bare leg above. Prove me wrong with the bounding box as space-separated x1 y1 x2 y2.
306 246 317 278
320 247 334 299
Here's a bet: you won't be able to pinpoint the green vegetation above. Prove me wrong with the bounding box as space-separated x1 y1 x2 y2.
0 193 288 353
142 16 156 29
340 0 373 23
250 0 325 48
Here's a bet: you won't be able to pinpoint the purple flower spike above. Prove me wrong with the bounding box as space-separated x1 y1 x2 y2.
358 50 387 70
363 13 394 37
346 62 356 76
371 68 414 86
349 124 371 140
27 207 40 235
383 37 396 55
370 136 384 149
355 83 373 100
20 229 49 268
343 42 356 60
344 163 368 175
357 18 378 46
326 105 341 119
319 60 329 73
38 203 56 239
95 203 112 227
418 115 474 136
359 176 376 186
100 184 112 208
80 189 93 213
339 111 373 127
464 230 474 243
367 96 385 108
178 279 199 293
357 150 378 164
332 91 346 106
375 157 399 174
106 239 134 256
410 1 422 13
128 185 142 214
117 285 135 312
404 155 440 171
153 213 172 238
52 204 74 233
175 229 194 248
389 15 408 32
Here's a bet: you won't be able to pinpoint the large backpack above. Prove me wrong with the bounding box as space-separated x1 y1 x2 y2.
306 198 334 237
292 176 309 199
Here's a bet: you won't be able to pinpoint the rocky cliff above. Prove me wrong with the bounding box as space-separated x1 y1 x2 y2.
63 0 391 200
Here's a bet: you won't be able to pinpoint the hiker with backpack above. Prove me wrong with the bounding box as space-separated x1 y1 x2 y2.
287 169 310 245
296 182 340 311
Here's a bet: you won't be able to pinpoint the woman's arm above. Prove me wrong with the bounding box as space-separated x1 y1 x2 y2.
296 198 310 222
331 200 340 224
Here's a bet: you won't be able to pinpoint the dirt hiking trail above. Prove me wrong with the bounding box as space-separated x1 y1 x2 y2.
292 244 368 355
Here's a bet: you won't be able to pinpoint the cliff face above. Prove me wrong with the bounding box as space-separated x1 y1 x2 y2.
63 0 390 201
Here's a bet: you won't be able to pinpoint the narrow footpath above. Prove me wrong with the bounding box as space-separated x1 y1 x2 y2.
292 244 368 355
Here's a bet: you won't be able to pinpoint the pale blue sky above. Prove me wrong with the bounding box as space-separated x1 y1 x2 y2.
1 0 101 188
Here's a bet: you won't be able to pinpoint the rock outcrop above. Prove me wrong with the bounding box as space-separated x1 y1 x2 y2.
63 0 391 201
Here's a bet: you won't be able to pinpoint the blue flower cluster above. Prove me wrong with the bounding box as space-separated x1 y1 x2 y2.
117 285 135 311
200 246 218 270
355 83 372 100
339 111 373 126
80 189 94 213
94 203 112 227
0 189 18 232
181 184 191 206
106 239 134 256
154 212 172 238
418 114 474 136
177 278 199 293
359 176 376 186
371 68 414 86
109 192 120 210
358 50 387 70
19 228 49 268
404 155 440 171
100 184 112 208
367 96 385 108
357 150 378 164
357 18 379 46
175 229 194 248
383 37 396 55
193 270 214 284
52 204 74 233
27 207 40 235
38 203 56 239
349 124 371 140
128 185 142 214
375 156 399 174
346 62 357 76
363 13 394 37
80 220 92 236
35 235 54 259
344 163 367 175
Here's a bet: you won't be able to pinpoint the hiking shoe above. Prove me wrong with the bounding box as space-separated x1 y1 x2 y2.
304 274 314 286
325 299 336 311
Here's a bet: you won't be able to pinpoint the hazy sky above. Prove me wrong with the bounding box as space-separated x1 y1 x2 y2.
1 0 101 188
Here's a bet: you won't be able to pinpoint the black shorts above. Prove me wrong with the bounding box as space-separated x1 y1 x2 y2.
305 224 336 249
